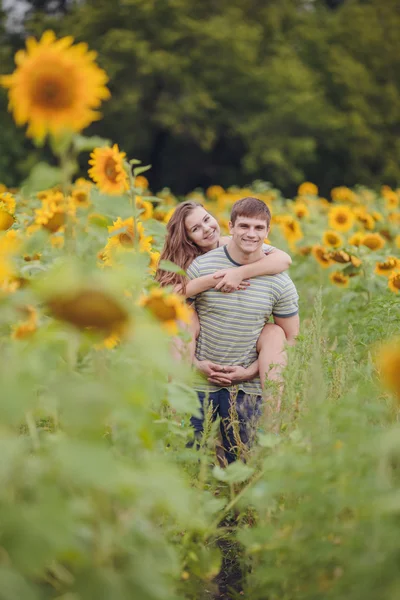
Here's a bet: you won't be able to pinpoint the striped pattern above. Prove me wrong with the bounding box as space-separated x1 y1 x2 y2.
187 245 299 395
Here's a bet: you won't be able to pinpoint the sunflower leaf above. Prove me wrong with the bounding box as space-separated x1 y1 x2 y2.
133 165 151 177
158 260 187 276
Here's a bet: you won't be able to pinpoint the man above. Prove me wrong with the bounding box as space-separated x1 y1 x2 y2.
186 197 299 463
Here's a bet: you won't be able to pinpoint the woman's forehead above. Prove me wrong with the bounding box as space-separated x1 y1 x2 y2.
185 206 208 228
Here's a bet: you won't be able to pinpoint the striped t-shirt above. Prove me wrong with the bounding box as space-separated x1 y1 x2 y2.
187 245 299 395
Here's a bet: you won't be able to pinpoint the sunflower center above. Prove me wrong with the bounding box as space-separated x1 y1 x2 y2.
336 214 348 224
34 74 73 110
392 275 400 290
104 158 119 182
118 232 134 247
147 298 178 321
44 211 65 232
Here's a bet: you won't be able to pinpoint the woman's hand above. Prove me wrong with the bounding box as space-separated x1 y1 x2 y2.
213 269 250 293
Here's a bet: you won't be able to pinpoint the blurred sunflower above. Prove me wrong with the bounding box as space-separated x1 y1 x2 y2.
280 216 303 245
312 245 331 268
148 250 160 275
357 212 375 231
383 189 399 211
12 305 38 340
0 192 16 214
136 196 153 220
292 201 309 220
47 287 129 334
328 205 355 232
297 245 313 256
322 230 343 248
329 271 350 288
375 338 400 401
361 233 386 251
298 182 318 196
206 185 225 200
139 287 192 335
328 250 351 264
331 187 357 204
88 144 129 195
71 188 90 208
135 175 149 191
388 271 400 294
0 210 14 231
374 257 400 277
0 30 110 142
0 230 20 282
348 232 364 247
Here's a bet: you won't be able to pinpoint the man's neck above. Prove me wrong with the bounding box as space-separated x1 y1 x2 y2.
226 240 264 265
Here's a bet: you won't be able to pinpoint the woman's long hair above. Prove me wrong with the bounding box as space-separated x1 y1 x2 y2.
155 201 205 291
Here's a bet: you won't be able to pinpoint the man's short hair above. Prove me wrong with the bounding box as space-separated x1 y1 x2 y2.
230 197 271 227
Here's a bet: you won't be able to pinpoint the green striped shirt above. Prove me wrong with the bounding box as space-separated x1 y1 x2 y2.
187 245 299 395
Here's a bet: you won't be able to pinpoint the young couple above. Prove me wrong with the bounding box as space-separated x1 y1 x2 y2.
155 197 299 463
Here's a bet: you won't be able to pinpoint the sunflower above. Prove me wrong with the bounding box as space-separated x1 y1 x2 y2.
88 144 129 195
148 250 160 275
134 175 149 191
298 245 313 256
71 188 90 208
0 210 14 231
312 245 332 268
361 233 386 251
322 230 343 248
0 192 16 214
328 205 355 232
34 201 67 233
0 230 20 283
388 271 400 294
374 257 400 277
329 271 350 288
139 287 192 335
102 217 152 265
1 30 110 142
331 187 357 204
375 338 400 401
328 250 351 264
293 201 309 220
12 305 38 340
280 216 303 245
357 213 375 231
136 196 153 220
206 185 225 200
298 182 318 196
348 232 364 247
47 287 129 334
384 190 399 211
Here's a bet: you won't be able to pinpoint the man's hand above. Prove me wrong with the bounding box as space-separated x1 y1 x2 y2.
226 365 257 383
194 359 233 385
213 269 250 293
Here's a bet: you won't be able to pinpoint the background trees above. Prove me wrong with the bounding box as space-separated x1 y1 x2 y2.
1 0 399 195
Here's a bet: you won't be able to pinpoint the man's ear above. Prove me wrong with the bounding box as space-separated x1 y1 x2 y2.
228 221 233 234
265 226 270 238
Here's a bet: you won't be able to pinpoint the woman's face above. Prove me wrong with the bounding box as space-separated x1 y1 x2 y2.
185 206 220 252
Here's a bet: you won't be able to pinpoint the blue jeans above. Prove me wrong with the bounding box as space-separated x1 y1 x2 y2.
190 389 262 464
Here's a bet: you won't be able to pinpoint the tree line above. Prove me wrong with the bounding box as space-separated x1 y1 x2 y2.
1 0 399 196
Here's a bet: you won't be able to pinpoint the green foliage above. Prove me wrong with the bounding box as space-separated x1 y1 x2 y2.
2 0 400 192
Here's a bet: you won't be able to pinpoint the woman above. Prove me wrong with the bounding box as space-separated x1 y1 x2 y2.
155 201 290 391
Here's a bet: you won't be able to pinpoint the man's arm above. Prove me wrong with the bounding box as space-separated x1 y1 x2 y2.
273 314 300 345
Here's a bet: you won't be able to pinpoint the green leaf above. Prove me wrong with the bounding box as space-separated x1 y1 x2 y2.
73 134 111 153
133 165 152 177
21 162 63 195
258 433 281 448
158 260 187 276
212 462 254 484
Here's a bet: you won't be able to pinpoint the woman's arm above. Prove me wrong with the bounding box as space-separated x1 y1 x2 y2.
214 249 292 292
183 272 250 298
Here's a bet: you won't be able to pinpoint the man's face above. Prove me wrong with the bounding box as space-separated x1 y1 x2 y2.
229 215 269 255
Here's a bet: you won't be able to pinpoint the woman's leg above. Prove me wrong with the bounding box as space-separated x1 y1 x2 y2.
256 323 287 408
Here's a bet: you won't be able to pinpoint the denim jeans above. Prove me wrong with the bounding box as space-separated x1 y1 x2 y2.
190 388 262 464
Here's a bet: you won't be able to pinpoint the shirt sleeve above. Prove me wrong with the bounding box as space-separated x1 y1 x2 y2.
186 258 201 280
272 278 299 318
262 243 275 255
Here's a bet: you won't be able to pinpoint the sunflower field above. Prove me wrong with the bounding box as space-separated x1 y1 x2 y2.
0 30 400 600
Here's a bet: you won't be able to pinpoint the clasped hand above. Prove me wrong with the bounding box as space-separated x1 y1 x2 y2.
194 359 250 385
212 269 250 293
